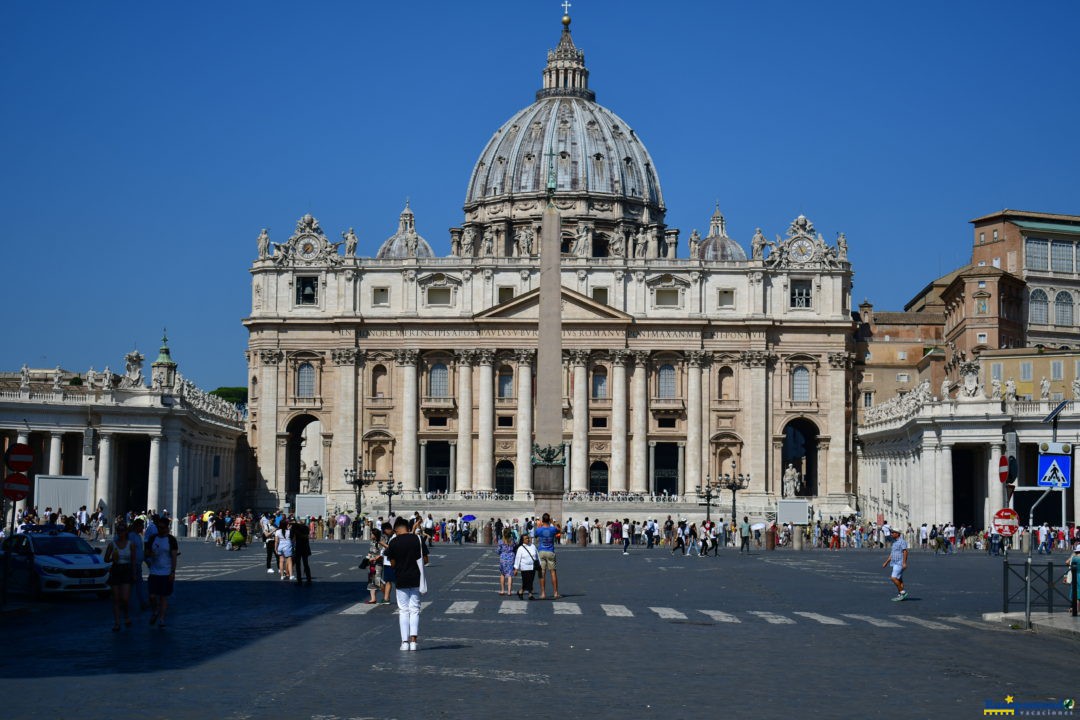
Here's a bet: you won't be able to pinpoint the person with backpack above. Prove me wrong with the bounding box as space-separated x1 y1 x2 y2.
146 518 179 629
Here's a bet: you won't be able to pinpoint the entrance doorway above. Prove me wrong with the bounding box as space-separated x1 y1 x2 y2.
495 460 514 495
115 436 150 515
653 442 678 496
425 441 450 493
285 414 320 504
782 418 819 496
589 461 609 494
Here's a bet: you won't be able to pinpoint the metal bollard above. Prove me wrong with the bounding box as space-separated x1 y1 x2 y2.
1025 556 1032 629
1002 558 1008 614
1048 562 1054 614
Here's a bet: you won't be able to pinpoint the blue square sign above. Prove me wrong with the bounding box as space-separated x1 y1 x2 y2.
1037 454 1072 488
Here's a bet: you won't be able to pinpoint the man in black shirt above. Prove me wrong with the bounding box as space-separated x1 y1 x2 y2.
386 516 429 651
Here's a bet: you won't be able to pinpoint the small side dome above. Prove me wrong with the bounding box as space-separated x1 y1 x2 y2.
697 205 746 262
376 201 434 259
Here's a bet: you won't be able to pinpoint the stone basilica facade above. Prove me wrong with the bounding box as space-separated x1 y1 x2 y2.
244 15 859 518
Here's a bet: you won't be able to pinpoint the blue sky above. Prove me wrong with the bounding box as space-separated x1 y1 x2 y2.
2 0 1077 390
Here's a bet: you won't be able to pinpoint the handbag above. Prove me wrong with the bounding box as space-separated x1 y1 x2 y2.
417 557 428 594
359 557 371 570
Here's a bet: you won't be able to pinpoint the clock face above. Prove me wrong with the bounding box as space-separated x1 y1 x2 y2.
790 238 814 263
297 237 319 260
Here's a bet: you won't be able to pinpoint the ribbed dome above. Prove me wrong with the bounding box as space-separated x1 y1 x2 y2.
375 202 434 259
696 206 746 262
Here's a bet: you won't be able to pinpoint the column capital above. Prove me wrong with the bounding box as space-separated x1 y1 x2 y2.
476 349 495 366
331 348 359 366
456 349 477 366
513 349 536 366
448 440 457 446
394 349 419 366
631 350 650 367
258 349 284 365
610 349 631 366
686 350 708 368
567 349 591 366
419 439 428 445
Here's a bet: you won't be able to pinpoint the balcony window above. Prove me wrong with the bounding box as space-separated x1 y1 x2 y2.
497 367 514 398
429 363 449 397
592 367 608 399
1029 289 1048 324
1025 238 1049 271
371 364 387 398
791 366 810 402
1055 291 1073 326
297 363 315 398
657 364 676 398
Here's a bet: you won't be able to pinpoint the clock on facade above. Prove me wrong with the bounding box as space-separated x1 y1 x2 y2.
297 237 320 261
790 238 814 263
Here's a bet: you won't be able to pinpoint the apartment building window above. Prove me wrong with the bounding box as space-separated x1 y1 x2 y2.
896 350 907 361
979 232 985 244
1021 362 1033 381
991 363 1003 381
1025 238 1049 271
896 372 910 383
1051 241 1074 273
1052 360 1064 381
790 280 812 308
977 333 988 344
1029 289 1048 324
1055 291 1073 326
863 392 873 408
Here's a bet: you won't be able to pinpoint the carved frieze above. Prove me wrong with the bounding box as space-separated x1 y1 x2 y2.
259 349 284 366
567 349 591 366
610 349 631 366
476 349 496 365
456 349 477 366
514 349 536 365
331 348 358 366
393 349 419 365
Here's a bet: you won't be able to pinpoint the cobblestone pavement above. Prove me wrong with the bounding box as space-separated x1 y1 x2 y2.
0 540 1075 719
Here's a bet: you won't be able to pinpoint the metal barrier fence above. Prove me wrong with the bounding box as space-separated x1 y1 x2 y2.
1001 558 1078 628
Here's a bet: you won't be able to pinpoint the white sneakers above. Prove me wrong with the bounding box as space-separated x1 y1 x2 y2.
266 568 275 574
400 641 410 651
409 641 418 651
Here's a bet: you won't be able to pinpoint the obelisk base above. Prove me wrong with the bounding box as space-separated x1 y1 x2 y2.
532 465 565 524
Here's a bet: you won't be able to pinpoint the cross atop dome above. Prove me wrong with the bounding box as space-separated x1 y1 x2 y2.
537 4 594 101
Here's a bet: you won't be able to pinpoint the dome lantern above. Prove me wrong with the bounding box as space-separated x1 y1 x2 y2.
537 11 594 101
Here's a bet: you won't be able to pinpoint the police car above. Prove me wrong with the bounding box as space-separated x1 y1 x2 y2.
0 527 111 598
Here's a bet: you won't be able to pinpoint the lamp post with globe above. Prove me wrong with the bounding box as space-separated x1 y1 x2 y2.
721 471 751 524
377 473 403 517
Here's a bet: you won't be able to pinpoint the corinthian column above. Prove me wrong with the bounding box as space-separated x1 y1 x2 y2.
630 351 649 493
395 349 419 492
455 350 475 493
686 351 704 496
515 349 535 494
476 349 495 492
147 434 162 512
569 349 590 492
610 350 629 492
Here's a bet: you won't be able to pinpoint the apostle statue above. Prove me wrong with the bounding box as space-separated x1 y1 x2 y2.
783 463 800 498
751 228 767 261
257 228 270 259
481 227 495 257
52 365 63 391
688 229 701 260
460 227 475 257
1005 378 1017 402
940 378 950 402
836 232 848 261
342 228 358 258
86 366 97 388
1040 376 1051 401
990 378 1002 400
308 461 323 494
19 363 30 388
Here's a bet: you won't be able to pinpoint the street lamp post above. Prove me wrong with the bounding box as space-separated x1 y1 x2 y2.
700 474 722 524
378 472 403 517
344 457 373 517
721 472 751 524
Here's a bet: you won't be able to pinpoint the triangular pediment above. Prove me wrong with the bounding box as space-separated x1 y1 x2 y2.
475 286 632 322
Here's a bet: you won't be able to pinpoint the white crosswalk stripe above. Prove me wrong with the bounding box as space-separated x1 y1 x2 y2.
553 602 582 615
793 612 846 626
499 600 527 615
601 604 634 617
747 611 796 625
893 615 955 631
698 610 741 623
340 602 382 615
650 607 687 620
446 601 478 614
842 613 901 627
392 602 431 615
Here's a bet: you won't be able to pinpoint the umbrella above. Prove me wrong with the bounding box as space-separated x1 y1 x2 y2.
750 522 766 531
461 514 477 522
202 511 214 522
336 514 350 526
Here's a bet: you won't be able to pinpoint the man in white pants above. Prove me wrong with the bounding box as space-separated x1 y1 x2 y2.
386 516 429 651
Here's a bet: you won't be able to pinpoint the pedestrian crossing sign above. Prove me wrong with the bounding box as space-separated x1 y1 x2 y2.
1036 454 1072 488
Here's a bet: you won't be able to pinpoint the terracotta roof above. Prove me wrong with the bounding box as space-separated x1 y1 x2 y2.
970 209 1080 224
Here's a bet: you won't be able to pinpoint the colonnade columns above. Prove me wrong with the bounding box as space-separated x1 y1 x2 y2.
476 350 495 493
937 442 954 524
258 350 283 500
97 433 114 514
630 351 649 494
569 350 589 493
448 441 457 494
648 442 656 494
419 440 427 493
562 441 571 491
48 433 62 475
921 443 937 526
147 434 162 512
987 444 1003 531
395 349 419 492
332 348 359 496
676 442 686 497
455 350 475 493
609 350 629 493
166 434 181 534
514 349 534 494
16 431 29 515
685 351 704 496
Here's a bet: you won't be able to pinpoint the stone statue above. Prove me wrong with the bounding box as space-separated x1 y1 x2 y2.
342 228 358 258
751 228 767 261
991 378 1002 400
836 232 848 261
688 229 701 259
257 228 270 259
52 365 62 391
634 227 648 259
575 224 591 257
1073 377 1080 400
102 366 115 390
121 350 145 389
86 366 96 388
307 461 323 494
940 379 950 402
405 231 418 257
19 363 30 388
1040 376 1050 401
514 227 534 256
1005 378 1017 402
481 228 495 257
783 463 800 498
609 232 624 258
460 228 475 257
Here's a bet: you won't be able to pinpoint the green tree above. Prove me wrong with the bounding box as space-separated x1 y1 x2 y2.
210 386 247 405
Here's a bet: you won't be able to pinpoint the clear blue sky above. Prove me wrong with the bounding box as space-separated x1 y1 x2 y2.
2 0 1077 390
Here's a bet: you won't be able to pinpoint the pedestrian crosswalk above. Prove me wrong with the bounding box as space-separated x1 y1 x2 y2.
335 599 964 630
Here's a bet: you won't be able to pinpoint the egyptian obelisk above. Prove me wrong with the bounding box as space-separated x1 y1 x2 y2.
532 149 565 522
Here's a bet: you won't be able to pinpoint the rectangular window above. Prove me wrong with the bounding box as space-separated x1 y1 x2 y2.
979 232 985 244
654 288 680 307
863 392 873 408
592 372 608 400
978 280 986 288
717 289 735 308
991 363 1002 381
591 287 609 305
657 418 677 429
977 333 988 344
428 416 448 428
1052 360 1064 380
213 455 220 478
896 373 910 383
372 287 389 306
427 287 452 306
1025 238 1049 270
790 280 812 308
591 416 608 429
1051 241 1073 272
296 276 318 305
498 286 515 304
1020 362 1033 381
497 415 514 428
896 350 907 361
1052 392 1064 402
863 372 874 382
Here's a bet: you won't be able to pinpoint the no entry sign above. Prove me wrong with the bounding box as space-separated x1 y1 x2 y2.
998 455 1009 484
5 443 33 472
992 508 1019 537
2 472 30 502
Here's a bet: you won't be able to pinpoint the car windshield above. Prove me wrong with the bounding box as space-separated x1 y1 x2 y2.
30 536 95 555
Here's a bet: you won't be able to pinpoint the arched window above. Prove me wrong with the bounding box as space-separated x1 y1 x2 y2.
592 366 608 399
250 376 258 400
791 365 810 402
717 366 735 400
658 364 676 398
1055 291 1073 326
371 364 387 398
297 362 315 398
497 365 514 398
1029 289 1049 324
429 362 449 397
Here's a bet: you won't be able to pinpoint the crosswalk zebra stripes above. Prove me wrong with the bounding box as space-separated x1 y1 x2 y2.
336 599 964 630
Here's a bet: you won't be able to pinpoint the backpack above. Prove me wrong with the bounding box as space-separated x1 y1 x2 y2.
929 527 938 539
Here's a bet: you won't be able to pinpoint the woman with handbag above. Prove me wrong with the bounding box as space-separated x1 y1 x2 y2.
105 521 137 631
513 534 540 600
364 526 388 604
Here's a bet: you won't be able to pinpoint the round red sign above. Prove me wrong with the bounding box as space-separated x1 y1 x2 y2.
2 472 30 502
992 508 1019 537
998 455 1009 484
5 443 34 472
